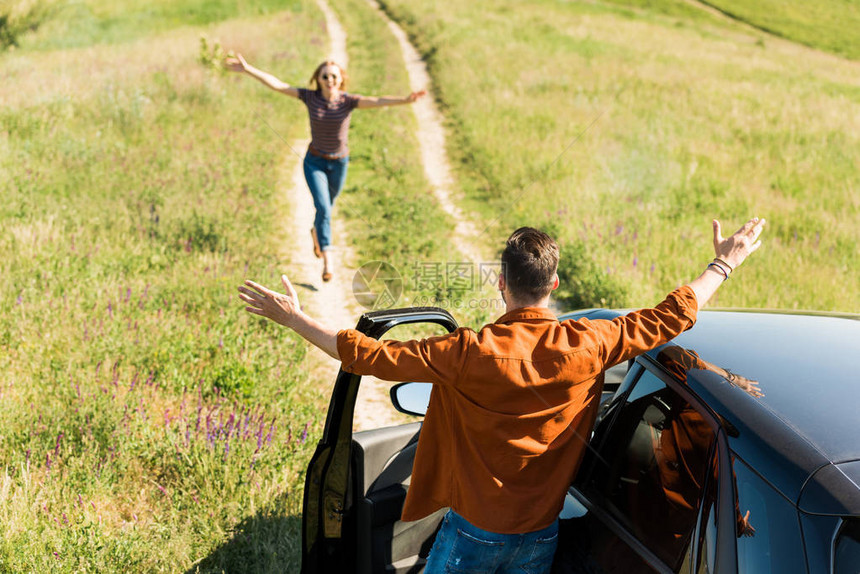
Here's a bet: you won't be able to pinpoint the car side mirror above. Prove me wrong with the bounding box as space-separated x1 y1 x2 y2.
390 382 432 416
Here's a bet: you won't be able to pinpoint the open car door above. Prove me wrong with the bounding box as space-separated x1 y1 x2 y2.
302 307 458 574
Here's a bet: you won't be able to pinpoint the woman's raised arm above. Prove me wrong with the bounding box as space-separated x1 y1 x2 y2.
224 53 300 99
356 90 426 109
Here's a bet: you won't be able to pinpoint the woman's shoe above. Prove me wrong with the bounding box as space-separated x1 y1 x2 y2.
322 270 333 282
311 228 322 259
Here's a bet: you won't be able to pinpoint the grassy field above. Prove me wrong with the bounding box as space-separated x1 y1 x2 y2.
379 0 860 312
2 1 334 571
0 0 490 569
2 0 859 570
595 0 860 61
330 0 501 328
702 0 860 60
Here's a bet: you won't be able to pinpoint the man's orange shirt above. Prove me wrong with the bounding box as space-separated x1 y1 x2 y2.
337 286 698 534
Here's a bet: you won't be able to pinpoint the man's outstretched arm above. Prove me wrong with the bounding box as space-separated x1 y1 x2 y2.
238 276 339 359
598 216 767 368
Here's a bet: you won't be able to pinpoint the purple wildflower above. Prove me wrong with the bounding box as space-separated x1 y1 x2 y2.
54 432 63 457
265 419 276 446
300 422 309 444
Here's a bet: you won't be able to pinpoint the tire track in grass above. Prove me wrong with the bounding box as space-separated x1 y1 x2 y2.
344 1 504 431
278 0 395 432
284 0 501 433
365 0 495 268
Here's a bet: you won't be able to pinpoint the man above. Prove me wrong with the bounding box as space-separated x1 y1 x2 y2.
238 217 766 573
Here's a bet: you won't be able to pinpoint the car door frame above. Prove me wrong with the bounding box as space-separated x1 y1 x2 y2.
566 351 740 573
301 306 458 574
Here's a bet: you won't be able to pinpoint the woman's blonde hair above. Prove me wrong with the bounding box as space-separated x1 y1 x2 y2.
309 61 348 90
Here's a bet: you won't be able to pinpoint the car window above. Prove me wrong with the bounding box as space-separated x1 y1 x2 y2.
835 519 860 574
580 369 717 569
733 456 805 573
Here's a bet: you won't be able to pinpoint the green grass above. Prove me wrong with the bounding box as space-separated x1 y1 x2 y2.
0 0 488 569
377 0 860 312
702 0 860 60
1 0 859 569
325 0 500 329
10 0 301 51
0 1 337 570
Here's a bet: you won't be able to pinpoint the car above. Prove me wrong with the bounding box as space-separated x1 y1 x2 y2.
300 306 860 573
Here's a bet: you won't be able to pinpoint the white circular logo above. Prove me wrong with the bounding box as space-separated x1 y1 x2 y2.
352 261 403 310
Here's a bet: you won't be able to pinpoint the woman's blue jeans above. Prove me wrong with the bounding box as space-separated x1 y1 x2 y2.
424 510 559 573
303 153 349 251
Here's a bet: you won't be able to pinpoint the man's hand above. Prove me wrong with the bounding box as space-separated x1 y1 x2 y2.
688 217 767 310
726 371 764 399
713 217 766 271
239 275 301 327
238 275 340 359
739 510 756 537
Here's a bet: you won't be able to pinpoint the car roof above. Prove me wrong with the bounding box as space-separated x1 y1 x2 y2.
560 308 860 513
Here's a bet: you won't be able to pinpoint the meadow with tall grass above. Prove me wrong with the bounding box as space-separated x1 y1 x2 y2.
702 0 860 60
2 0 343 570
380 0 860 312
1 0 494 568
2 0 858 571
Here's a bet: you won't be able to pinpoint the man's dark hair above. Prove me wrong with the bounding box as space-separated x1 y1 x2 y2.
501 227 559 302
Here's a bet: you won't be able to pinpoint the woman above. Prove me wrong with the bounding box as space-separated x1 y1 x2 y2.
224 54 425 282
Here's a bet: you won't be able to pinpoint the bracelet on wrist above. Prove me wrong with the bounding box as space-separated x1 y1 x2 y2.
707 262 729 281
713 257 734 273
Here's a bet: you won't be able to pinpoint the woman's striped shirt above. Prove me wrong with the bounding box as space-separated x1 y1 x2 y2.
297 88 361 157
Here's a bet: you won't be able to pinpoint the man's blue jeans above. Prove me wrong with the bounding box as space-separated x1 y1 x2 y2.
424 510 558 573
303 153 349 251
